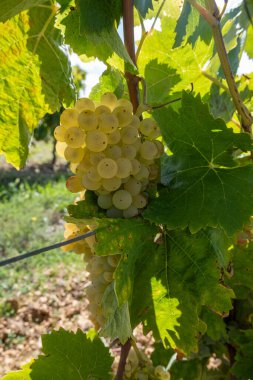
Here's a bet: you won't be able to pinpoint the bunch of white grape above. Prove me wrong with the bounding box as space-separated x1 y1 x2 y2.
55 92 164 218
124 348 171 380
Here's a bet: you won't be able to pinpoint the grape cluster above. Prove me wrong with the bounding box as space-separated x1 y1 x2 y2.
124 348 171 380
55 92 164 218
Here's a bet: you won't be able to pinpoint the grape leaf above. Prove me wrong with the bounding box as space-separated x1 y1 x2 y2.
101 282 132 344
0 0 48 22
30 329 113 380
1 361 33 380
90 68 125 101
201 307 227 341
67 191 102 219
131 229 234 354
0 5 74 168
134 0 153 18
231 329 253 379
144 92 253 235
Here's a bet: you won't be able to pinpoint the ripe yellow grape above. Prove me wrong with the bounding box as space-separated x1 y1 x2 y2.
66 175 84 193
86 167 101 182
64 127 86 148
134 165 150 180
60 108 79 128
86 130 108 152
121 126 138 144
102 177 122 192
113 106 133 127
121 144 137 159
54 125 67 142
154 140 164 157
69 162 78 174
116 158 132 178
55 141 67 157
123 206 139 218
100 92 118 109
112 189 132 210
116 98 133 113
106 145 122 160
98 113 119 133
149 164 159 180
132 193 147 209
82 174 101 190
97 158 118 179
107 129 121 144
97 194 113 209
139 118 156 136
75 97 95 112
95 105 111 115
129 114 140 129
124 177 142 196
78 110 98 131
89 151 106 165
139 141 158 160
76 159 92 175
130 159 141 175
64 146 85 163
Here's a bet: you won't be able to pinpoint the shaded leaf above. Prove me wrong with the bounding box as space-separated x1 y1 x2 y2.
90 68 125 101
0 0 48 22
134 0 153 18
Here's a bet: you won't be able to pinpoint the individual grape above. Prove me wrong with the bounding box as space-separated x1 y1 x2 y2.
54 125 67 142
121 126 138 144
102 177 122 192
90 151 106 165
116 98 133 113
100 92 118 109
132 193 147 209
64 127 86 148
140 141 158 160
121 144 137 159
112 190 132 210
69 162 78 174
116 158 132 178
129 114 140 129
97 158 118 179
103 271 113 282
75 97 95 112
60 108 79 128
107 129 121 144
97 194 113 209
134 165 149 180
154 366 171 380
86 130 108 152
107 255 120 267
76 159 92 175
106 207 123 218
95 187 110 195
113 106 133 127
139 118 156 136
55 141 67 157
64 146 85 163
66 175 84 193
78 110 98 131
87 167 101 182
124 177 142 196
149 164 159 180
98 113 119 133
130 159 141 175
95 104 111 115
148 124 161 139
123 206 138 218
154 140 164 157
106 145 122 160
133 139 141 151
82 174 101 190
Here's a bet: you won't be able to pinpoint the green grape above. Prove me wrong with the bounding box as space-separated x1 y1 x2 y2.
121 126 139 144
54 125 67 142
116 158 132 178
64 146 85 163
90 151 106 165
121 144 137 159
116 98 133 113
82 174 101 190
112 189 132 210
154 140 164 157
75 97 95 112
55 141 67 157
78 110 98 131
154 366 171 380
148 124 161 139
98 113 119 133
60 108 79 128
86 167 101 182
107 129 121 144
130 159 141 175
123 206 139 218
132 193 147 208
76 158 92 175
66 175 84 193
129 114 140 129
106 207 123 218
103 271 113 283
97 158 118 178
102 177 122 191
64 127 86 148
86 130 108 152
139 118 156 136
124 177 142 196
95 104 111 115
133 139 141 151
106 145 122 159
113 106 133 127
134 165 149 180
139 141 158 160
97 194 113 209
96 187 110 195
100 92 118 109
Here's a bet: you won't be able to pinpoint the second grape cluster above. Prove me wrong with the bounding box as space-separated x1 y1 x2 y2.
54 92 164 217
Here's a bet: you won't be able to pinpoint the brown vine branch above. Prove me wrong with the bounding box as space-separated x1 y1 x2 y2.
115 339 132 380
188 0 253 133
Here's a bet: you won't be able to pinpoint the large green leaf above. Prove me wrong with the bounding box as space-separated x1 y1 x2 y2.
30 329 113 380
0 0 48 22
231 329 253 379
134 0 153 17
0 5 74 168
131 229 234 354
144 92 253 235
90 68 125 101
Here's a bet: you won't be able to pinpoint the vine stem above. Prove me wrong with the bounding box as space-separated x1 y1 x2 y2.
115 339 132 380
188 0 253 133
